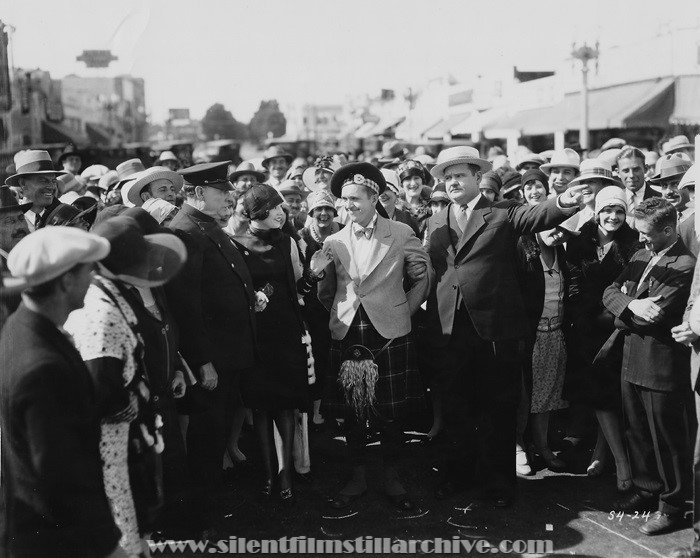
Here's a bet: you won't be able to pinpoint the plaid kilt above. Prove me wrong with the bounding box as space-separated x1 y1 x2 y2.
325 306 424 420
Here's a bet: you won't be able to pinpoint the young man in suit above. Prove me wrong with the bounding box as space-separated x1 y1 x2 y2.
0 227 125 558
604 197 696 536
165 161 257 535
318 162 433 512
618 146 660 229
423 146 585 508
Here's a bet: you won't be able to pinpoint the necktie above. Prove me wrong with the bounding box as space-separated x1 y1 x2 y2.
457 205 470 232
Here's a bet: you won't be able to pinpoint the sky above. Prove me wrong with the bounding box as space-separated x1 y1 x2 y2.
3 0 697 123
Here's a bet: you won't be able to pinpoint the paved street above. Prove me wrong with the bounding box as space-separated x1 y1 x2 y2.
153 416 693 557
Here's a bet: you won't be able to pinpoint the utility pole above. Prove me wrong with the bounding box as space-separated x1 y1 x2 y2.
571 41 599 153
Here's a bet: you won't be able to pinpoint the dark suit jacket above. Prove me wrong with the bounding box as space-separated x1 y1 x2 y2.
0 305 120 558
603 240 695 392
392 208 421 238
166 203 256 372
424 195 574 345
34 197 62 230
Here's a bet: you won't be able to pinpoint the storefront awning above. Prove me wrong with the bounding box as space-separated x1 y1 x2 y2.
484 105 564 139
359 116 405 138
354 121 380 139
422 112 472 139
670 75 700 125
41 120 89 145
451 108 507 136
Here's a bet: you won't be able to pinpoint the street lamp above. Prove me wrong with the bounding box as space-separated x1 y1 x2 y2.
571 41 599 153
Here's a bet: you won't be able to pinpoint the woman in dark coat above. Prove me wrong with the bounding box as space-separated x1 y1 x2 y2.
564 186 641 491
232 184 321 503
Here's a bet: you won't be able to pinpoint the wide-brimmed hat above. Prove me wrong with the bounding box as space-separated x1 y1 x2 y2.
98 170 120 192
430 182 450 203
595 186 628 214
540 148 581 176
380 168 401 196
6 150 66 186
115 158 147 188
80 164 109 183
4 226 110 291
122 166 184 207
93 215 186 288
56 145 83 166
261 146 293 169
664 135 695 155
302 155 340 192
307 190 337 214
650 154 693 185
378 140 408 164
277 179 308 199
229 160 265 183
598 148 622 169
515 153 545 171
0 186 32 214
431 146 491 180
568 159 623 188
179 161 233 191
679 164 697 190
330 162 386 198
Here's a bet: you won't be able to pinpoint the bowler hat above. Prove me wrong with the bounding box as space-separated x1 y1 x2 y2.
431 146 491 180
330 162 386 198
6 150 66 186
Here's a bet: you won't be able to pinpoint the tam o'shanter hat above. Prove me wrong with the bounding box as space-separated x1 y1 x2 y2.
330 162 386 198
229 160 266 183
431 146 491 180
0 186 32 213
568 159 623 188
178 161 233 191
6 150 66 186
540 148 581 176
261 146 294 168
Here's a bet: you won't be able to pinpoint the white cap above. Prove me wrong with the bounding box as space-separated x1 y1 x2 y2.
6 226 110 291
595 185 628 214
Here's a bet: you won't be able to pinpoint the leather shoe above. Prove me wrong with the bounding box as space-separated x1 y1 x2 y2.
613 491 656 513
388 492 416 512
327 490 366 510
638 511 684 536
668 546 700 558
435 479 468 500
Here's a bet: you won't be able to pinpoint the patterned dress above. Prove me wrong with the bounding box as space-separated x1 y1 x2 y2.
65 278 141 557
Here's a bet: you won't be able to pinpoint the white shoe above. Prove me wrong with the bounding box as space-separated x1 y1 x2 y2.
516 447 532 476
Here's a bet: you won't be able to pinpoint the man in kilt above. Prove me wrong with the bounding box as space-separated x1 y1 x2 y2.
318 162 433 511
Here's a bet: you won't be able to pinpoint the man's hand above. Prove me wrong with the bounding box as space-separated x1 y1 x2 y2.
171 370 186 398
406 260 427 281
199 362 218 391
628 296 664 323
558 184 588 208
672 321 699 346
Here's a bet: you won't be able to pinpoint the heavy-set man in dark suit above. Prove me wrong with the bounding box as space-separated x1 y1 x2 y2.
604 197 696 536
165 161 256 532
423 146 585 507
0 227 124 558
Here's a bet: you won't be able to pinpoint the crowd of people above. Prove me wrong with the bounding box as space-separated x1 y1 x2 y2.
0 134 699 558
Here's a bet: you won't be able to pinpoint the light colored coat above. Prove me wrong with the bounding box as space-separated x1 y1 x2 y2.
318 215 433 340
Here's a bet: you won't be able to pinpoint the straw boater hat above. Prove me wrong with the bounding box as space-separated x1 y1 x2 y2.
5 150 66 186
663 135 695 155
115 158 147 188
229 160 266 183
568 159 623 188
539 148 581 176
302 155 340 192
261 146 294 169
431 146 491 180
121 166 184 207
